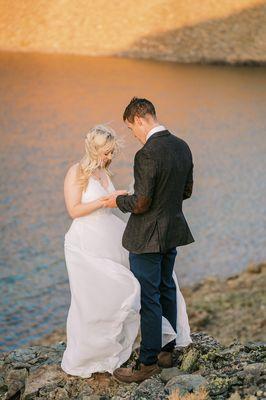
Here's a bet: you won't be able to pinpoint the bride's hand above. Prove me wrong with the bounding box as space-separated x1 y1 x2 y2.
100 190 128 208
100 190 128 202
98 196 110 208
110 190 128 196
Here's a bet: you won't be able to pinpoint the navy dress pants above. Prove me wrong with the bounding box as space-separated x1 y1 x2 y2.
129 247 177 365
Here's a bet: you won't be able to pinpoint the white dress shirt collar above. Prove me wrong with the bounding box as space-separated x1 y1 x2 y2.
146 125 166 141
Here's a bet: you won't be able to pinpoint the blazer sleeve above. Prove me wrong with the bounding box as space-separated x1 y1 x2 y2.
116 149 157 214
183 160 194 200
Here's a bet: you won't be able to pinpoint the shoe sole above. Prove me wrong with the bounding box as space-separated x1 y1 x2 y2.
112 368 161 384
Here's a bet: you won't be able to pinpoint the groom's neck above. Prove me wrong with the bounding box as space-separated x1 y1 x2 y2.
144 122 161 142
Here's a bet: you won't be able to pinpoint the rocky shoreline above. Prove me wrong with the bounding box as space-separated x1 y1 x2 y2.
1 263 265 399
184 263 266 346
30 262 266 348
0 332 265 399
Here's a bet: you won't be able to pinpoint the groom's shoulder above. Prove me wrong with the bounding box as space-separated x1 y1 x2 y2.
167 131 193 154
134 146 153 164
145 130 191 152
167 130 189 145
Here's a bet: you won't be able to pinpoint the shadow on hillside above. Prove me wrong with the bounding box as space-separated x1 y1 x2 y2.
116 2 266 65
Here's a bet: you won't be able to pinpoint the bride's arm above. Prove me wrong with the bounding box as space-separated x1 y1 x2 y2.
64 164 105 219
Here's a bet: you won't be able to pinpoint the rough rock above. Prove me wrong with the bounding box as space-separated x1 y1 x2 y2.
22 364 66 399
130 376 165 399
0 332 265 399
164 373 208 396
4 368 28 399
160 367 183 383
180 348 200 372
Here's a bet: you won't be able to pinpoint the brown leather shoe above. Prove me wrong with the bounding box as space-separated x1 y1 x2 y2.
113 361 161 383
157 351 173 368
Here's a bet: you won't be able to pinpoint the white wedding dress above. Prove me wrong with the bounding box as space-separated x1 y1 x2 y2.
61 175 191 378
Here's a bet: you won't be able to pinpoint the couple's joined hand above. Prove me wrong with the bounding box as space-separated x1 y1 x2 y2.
100 190 128 208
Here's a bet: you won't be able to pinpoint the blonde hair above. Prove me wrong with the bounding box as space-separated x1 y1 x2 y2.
78 124 120 191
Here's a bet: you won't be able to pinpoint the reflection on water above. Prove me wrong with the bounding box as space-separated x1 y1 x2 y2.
0 51 265 352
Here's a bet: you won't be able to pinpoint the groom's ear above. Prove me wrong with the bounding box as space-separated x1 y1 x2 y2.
134 116 142 126
125 119 132 129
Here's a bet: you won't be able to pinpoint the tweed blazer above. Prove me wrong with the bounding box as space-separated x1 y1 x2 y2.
116 130 195 253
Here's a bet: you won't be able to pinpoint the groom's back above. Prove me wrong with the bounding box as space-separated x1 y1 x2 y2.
122 129 195 253
144 131 192 214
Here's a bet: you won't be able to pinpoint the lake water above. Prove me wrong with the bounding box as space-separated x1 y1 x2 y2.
0 51 265 352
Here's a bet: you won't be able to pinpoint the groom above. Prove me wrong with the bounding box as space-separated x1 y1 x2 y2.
104 97 194 383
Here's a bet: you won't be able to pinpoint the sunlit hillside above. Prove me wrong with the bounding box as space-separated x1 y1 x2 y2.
0 0 265 63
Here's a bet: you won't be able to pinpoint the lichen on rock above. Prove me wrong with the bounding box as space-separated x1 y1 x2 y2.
0 332 265 399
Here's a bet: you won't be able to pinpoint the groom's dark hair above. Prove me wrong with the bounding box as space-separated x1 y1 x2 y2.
123 97 157 123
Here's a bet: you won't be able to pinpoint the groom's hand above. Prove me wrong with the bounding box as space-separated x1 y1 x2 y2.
102 190 128 208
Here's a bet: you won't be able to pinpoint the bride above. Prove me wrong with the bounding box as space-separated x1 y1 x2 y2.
61 124 191 378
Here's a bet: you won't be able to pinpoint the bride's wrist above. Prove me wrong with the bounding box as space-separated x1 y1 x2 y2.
97 199 104 209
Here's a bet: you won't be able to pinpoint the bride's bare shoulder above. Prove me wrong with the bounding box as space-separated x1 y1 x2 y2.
64 163 80 183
